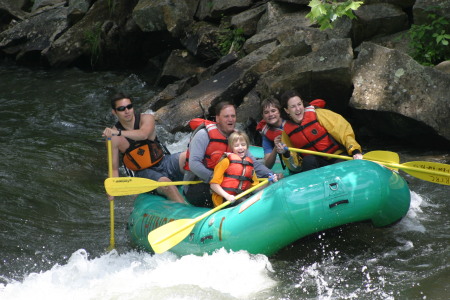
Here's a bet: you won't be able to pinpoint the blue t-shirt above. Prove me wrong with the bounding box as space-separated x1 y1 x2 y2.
262 135 275 155
261 122 284 154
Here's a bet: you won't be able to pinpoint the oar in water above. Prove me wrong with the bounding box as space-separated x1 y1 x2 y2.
106 138 115 251
286 147 450 186
148 179 270 254
104 177 202 196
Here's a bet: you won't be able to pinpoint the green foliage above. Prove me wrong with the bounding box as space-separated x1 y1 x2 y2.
107 0 116 16
306 0 363 30
217 27 246 56
84 23 103 68
408 12 450 66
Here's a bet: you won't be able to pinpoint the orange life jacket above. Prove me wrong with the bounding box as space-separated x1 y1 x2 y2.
184 119 230 171
283 106 341 156
221 153 254 195
116 114 165 171
122 141 165 171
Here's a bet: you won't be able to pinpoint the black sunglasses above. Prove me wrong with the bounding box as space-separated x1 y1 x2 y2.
115 104 133 112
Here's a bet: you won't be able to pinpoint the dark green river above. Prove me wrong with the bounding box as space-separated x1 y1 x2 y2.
0 63 448 299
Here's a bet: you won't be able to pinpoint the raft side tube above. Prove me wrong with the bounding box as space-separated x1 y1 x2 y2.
369 166 411 227
127 160 411 256
277 160 410 239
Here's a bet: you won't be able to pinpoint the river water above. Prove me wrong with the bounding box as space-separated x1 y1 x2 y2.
0 63 448 300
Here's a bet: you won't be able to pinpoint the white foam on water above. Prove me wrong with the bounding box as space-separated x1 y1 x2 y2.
396 190 430 233
0 248 276 300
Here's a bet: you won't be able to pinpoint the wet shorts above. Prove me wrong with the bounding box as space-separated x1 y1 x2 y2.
135 152 183 182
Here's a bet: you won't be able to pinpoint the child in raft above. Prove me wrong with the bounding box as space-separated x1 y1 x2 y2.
210 130 278 207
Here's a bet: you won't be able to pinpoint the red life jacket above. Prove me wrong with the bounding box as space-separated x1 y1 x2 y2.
184 119 230 171
187 118 212 130
283 106 341 156
256 120 285 142
309 99 326 109
221 153 254 195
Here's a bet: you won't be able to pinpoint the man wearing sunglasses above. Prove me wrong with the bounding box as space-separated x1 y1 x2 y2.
102 93 186 203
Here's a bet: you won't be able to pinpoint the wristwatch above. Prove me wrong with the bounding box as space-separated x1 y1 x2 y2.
117 129 122 136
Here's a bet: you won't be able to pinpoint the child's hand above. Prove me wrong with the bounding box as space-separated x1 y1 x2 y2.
274 135 282 144
269 173 278 183
225 194 237 203
275 142 287 154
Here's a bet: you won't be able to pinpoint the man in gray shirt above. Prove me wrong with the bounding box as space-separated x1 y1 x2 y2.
183 101 274 207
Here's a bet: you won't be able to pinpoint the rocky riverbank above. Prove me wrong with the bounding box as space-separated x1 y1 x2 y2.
1 0 449 147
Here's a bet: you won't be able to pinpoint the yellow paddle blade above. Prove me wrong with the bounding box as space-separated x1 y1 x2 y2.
363 151 399 171
149 219 195 254
401 161 450 186
364 151 399 163
104 177 202 196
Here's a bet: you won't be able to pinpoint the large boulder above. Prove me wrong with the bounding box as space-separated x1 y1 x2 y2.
157 49 206 86
153 41 280 133
352 3 409 47
67 0 92 25
180 21 222 61
42 0 140 68
230 3 266 37
363 0 415 9
351 42 450 144
0 0 28 32
256 38 354 114
244 6 312 54
195 0 253 21
275 0 310 4
132 0 198 38
0 5 68 64
31 0 65 12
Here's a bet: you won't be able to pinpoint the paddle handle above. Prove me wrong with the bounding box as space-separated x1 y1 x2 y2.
107 138 115 250
107 138 113 177
192 179 269 223
286 147 351 160
152 180 203 187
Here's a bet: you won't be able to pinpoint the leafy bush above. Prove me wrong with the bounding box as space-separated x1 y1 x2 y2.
217 27 246 56
408 12 450 66
306 0 363 30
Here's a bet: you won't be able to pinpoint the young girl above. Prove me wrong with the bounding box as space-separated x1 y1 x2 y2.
210 130 277 207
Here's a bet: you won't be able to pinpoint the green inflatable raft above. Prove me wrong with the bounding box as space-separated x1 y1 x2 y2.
127 158 411 256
